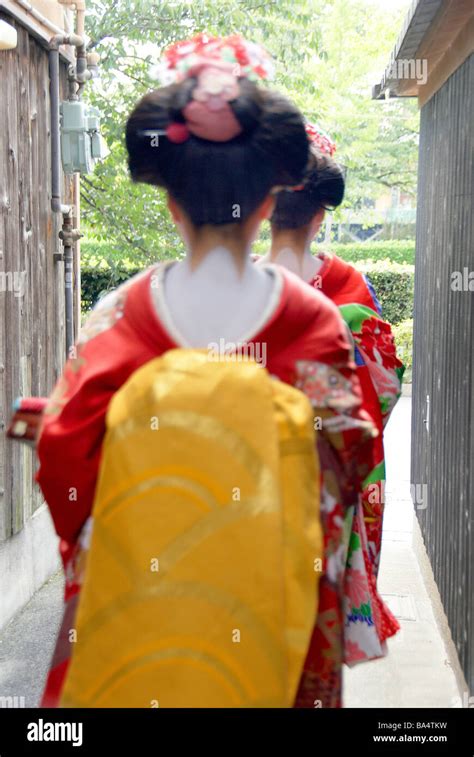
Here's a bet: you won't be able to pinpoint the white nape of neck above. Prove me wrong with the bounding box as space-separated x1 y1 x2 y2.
259 247 323 283
153 246 281 348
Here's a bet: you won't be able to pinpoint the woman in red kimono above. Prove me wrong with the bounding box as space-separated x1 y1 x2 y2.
36 37 377 708
259 123 404 668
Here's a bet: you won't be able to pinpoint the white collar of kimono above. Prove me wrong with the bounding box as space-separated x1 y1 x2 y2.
151 247 283 349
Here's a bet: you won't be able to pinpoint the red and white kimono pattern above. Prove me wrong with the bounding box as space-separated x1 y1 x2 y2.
310 250 404 666
36 262 378 708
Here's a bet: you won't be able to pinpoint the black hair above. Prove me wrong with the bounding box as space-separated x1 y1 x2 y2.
125 78 309 226
270 147 345 230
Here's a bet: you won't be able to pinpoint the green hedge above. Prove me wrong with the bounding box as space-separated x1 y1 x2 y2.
81 266 141 313
82 237 415 268
356 260 414 325
82 258 414 327
393 318 413 382
331 240 415 265
251 238 415 265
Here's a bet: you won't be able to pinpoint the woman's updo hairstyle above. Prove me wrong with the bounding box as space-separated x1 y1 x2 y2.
271 123 345 230
125 34 309 226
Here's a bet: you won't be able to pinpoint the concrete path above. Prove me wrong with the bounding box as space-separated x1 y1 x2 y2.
0 396 463 708
0 569 63 707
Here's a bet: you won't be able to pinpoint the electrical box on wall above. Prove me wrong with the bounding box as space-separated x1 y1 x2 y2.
60 101 108 175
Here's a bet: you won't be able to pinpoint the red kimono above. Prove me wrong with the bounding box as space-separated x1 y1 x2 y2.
311 251 404 665
36 262 377 707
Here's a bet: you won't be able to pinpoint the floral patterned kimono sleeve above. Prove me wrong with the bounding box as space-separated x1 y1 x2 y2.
336 305 404 661
339 303 404 430
291 346 379 708
298 256 404 677
294 353 380 493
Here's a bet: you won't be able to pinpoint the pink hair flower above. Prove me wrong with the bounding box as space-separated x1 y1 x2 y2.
192 65 240 111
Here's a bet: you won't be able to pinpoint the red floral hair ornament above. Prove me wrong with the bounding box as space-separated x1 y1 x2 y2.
305 121 337 157
291 121 337 191
151 33 275 143
161 33 275 83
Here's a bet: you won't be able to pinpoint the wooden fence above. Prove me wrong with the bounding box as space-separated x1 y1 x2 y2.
412 53 474 694
0 12 71 541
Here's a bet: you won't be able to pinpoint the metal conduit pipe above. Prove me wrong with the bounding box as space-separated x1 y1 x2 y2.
49 48 70 214
59 214 79 356
74 4 90 96
49 30 85 355
49 32 83 214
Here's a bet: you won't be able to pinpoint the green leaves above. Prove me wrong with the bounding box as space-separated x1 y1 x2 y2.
332 240 415 265
392 318 413 379
80 0 418 262
356 261 414 325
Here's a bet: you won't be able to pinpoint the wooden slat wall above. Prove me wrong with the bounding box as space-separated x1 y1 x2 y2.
0 14 69 541
412 53 474 693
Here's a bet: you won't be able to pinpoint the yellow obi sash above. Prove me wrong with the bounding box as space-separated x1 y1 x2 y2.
61 350 323 707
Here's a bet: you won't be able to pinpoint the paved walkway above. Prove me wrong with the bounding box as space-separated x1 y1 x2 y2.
0 568 63 707
0 397 463 707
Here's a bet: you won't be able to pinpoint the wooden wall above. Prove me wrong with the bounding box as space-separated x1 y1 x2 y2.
412 54 474 693
0 13 71 541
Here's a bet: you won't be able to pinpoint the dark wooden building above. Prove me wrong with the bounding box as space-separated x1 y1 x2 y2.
0 1 75 627
374 0 474 696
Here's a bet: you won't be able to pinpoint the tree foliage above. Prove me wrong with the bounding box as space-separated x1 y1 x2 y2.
81 0 418 265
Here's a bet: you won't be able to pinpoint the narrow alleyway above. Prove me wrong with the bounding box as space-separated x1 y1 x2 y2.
0 397 463 707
